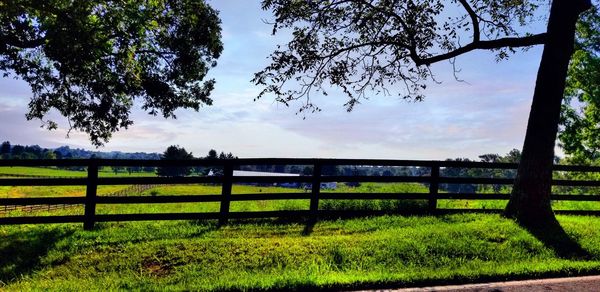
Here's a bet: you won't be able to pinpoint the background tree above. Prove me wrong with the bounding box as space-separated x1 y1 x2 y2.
255 0 594 227
559 6 600 164
156 145 194 177
10 144 25 158
206 149 218 160
42 150 56 160
321 164 339 176
0 141 10 159
0 0 223 146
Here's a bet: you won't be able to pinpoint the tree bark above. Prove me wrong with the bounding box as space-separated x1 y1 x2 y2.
505 0 592 227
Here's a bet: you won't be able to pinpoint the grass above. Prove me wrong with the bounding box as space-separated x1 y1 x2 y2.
1 214 600 290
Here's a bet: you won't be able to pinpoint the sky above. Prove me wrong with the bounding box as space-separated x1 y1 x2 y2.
0 1 552 160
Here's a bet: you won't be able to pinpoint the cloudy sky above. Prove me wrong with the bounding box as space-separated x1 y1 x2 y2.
0 1 552 160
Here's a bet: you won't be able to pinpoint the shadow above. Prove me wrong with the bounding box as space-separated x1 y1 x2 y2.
93 220 220 242
523 220 591 260
0 227 74 284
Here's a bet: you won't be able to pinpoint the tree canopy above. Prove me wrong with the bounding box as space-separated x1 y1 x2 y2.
0 0 223 146
559 6 600 163
253 0 548 112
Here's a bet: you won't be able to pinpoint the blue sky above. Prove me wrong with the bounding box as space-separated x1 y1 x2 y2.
0 1 551 159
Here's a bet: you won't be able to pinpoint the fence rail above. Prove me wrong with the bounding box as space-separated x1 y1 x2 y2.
0 158 599 230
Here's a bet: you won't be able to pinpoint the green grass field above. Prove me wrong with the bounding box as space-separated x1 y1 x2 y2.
2 214 600 290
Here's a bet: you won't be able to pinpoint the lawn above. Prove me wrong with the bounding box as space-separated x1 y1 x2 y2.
1 214 600 291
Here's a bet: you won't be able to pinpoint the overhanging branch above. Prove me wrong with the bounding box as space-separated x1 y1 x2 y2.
412 33 547 66
457 0 480 42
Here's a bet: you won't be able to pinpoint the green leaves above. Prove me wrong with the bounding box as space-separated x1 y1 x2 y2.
0 0 223 146
559 6 600 162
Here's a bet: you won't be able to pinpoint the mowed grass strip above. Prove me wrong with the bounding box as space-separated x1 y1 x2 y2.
2 214 600 291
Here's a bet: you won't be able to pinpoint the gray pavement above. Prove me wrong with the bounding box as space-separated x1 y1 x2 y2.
369 275 600 291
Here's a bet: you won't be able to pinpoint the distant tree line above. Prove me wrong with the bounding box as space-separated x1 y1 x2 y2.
0 141 160 160
156 145 238 177
438 149 522 194
1 141 58 160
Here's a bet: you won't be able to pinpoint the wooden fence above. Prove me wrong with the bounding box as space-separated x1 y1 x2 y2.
0 158 599 230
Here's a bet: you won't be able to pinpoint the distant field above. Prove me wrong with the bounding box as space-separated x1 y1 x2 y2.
0 166 155 177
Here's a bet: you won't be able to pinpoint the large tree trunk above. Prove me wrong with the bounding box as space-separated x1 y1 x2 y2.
504 0 592 227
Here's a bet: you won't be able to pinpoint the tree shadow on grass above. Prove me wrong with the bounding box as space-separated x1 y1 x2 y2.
522 220 592 260
0 227 75 285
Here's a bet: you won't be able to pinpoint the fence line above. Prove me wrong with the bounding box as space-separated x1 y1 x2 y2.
0 158 599 230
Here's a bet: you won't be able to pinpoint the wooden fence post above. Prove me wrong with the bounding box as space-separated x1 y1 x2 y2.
310 162 322 221
84 160 99 230
429 163 440 213
219 163 234 225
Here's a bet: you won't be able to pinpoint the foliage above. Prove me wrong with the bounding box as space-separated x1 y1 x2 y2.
2 215 600 290
0 141 10 159
156 145 194 177
440 149 521 194
0 0 223 146
0 141 161 160
559 6 600 162
0 141 59 160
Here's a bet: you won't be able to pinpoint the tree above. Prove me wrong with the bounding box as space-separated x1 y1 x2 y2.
440 158 478 194
42 150 57 160
0 141 10 158
111 165 124 175
156 145 194 177
0 0 223 146
321 164 339 176
254 0 594 227
558 6 600 163
11 144 25 158
206 149 218 160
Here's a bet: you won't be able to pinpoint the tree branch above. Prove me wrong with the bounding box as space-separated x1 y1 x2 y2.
413 33 547 66
0 34 46 49
457 0 480 42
